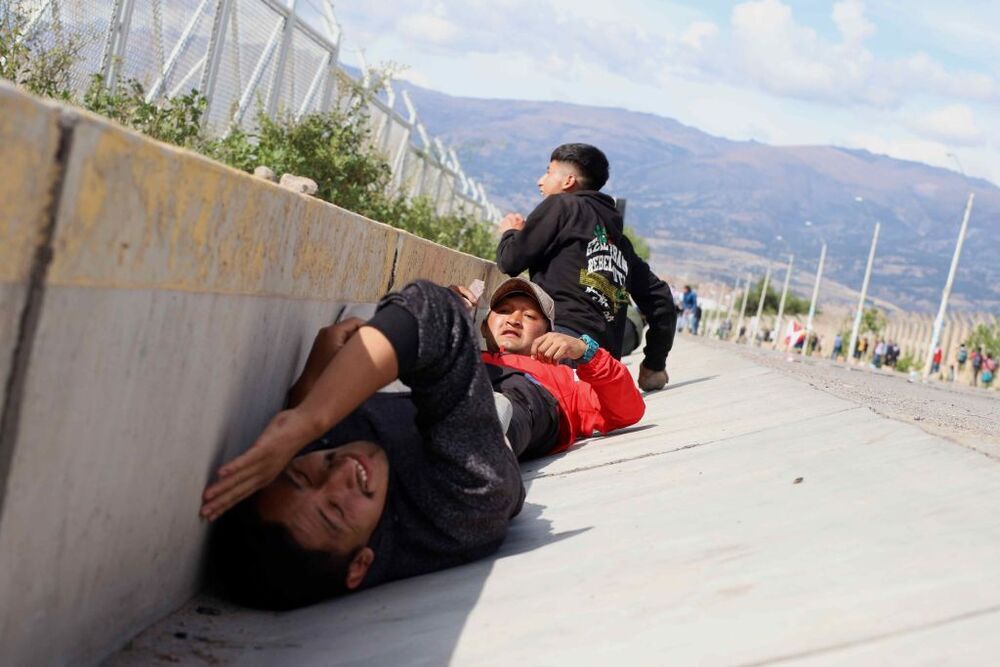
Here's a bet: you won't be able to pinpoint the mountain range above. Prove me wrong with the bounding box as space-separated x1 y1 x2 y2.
396 81 999 314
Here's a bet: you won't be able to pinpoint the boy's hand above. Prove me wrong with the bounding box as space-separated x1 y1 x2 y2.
327 317 365 356
498 213 525 234
530 332 587 364
200 409 320 521
448 284 480 315
638 364 668 391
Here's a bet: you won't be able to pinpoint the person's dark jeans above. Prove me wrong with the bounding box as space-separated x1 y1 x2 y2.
487 365 560 460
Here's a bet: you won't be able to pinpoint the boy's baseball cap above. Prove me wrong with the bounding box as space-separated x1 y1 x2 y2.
489 277 556 326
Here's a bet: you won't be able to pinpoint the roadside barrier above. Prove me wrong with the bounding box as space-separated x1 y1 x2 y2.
0 81 504 666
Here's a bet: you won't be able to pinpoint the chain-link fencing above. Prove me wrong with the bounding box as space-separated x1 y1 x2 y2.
16 0 499 221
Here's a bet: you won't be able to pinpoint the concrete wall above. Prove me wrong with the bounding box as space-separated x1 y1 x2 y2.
0 82 501 666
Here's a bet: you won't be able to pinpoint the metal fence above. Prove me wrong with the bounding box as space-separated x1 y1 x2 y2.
16 0 500 221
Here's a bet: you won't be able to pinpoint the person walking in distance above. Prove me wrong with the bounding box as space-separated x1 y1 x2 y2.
971 347 983 387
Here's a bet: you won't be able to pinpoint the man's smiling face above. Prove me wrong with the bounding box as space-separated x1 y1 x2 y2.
485 293 551 355
255 440 389 586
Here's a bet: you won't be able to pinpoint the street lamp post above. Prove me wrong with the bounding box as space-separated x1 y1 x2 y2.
724 277 739 339
803 242 826 355
773 253 794 350
799 221 827 356
706 286 719 337
735 274 751 343
848 221 881 364
749 264 771 346
923 192 975 381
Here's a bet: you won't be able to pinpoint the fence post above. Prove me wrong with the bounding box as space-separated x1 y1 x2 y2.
146 0 213 101
100 0 137 89
230 21 282 129
200 0 234 121
266 0 298 118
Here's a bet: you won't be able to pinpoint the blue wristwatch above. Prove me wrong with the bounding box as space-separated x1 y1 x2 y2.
579 334 599 364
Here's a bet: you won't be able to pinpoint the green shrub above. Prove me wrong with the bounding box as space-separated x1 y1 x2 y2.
83 75 207 148
894 351 918 374
744 276 811 316
0 0 495 261
204 107 493 258
0 0 82 100
860 307 886 336
624 226 651 261
964 321 1000 359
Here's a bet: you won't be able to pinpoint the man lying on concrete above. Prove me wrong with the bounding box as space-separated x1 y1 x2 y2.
200 280 525 609
495 143 676 391
459 277 645 461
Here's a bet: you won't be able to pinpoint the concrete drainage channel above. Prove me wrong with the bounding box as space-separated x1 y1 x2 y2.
0 82 502 666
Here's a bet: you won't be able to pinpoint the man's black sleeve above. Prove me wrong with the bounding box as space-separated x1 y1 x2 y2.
620 236 676 371
495 196 566 275
372 281 524 513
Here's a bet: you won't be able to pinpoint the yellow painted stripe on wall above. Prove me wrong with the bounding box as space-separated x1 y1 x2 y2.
0 84 62 282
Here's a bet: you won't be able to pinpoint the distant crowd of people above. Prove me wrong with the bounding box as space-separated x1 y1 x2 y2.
677 294 995 391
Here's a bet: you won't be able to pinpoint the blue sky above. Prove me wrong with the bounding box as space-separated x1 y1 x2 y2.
328 0 999 185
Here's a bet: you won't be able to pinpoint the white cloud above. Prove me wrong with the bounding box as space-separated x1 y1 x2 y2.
833 0 875 44
909 105 984 146
732 1 832 95
674 0 996 110
680 21 718 50
397 13 460 45
896 53 997 102
331 0 1000 184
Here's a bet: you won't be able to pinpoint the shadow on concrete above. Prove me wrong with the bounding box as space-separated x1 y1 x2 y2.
659 375 719 392
112 474 589 666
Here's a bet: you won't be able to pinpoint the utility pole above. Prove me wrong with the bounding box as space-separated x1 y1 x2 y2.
802 242 827 355
923 193 975 381
848 223 880 364
773 254 794 350
735 274 751 343
749 265 771 346
724 277 739 339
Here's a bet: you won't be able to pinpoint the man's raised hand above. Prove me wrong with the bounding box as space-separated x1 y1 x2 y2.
530 332 587 364
448 284 480 315
498 213 525 235
200 409 319 521
327 317 366 355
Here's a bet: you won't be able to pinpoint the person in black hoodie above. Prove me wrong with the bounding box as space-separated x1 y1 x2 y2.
201 281 524 609
496 143 676 390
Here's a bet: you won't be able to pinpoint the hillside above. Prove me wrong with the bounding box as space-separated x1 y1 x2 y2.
397 82 1000 313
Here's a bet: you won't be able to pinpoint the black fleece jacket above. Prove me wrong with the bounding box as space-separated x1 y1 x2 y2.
496 191 676 371
314 281 525 589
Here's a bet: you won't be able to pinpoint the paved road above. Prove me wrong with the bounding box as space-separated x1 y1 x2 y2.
696 336 1000 457
109 336 1000 666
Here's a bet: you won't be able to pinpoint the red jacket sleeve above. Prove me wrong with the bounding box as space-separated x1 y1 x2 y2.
574 348 645 434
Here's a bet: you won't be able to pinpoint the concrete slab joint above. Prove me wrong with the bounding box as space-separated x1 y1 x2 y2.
0 107 78 528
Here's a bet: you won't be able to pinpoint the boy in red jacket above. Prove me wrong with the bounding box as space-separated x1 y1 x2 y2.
456 277 645 460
